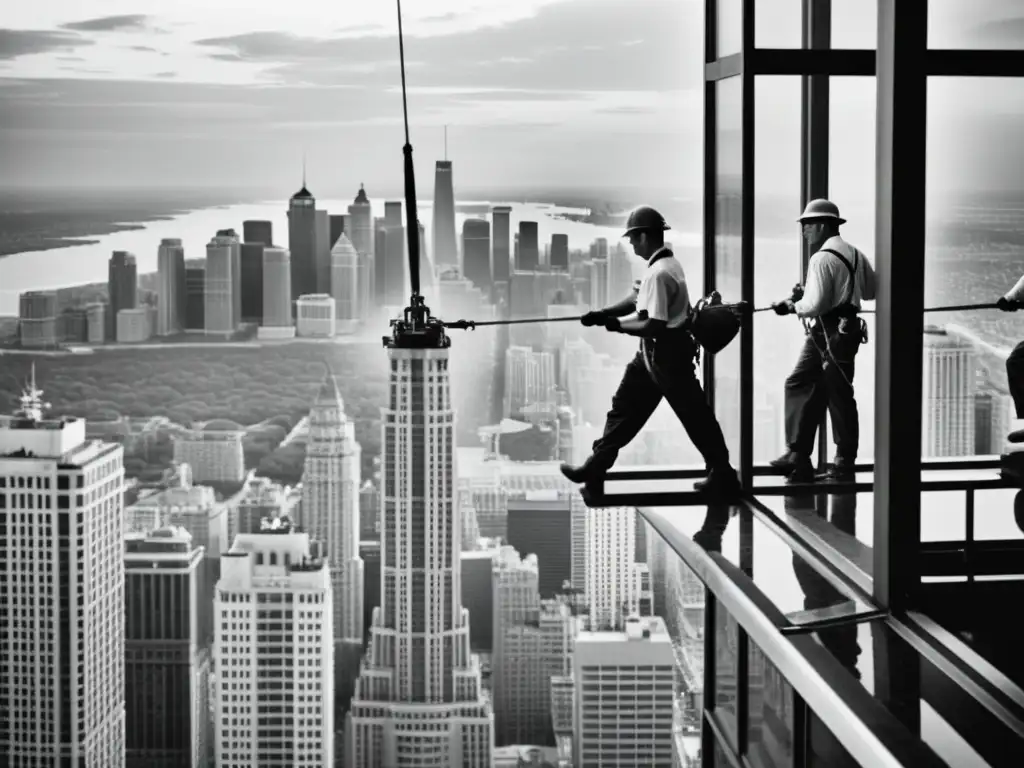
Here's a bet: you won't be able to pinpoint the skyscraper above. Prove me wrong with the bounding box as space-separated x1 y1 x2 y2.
299 371 363 702
587 506 639 630
384 200 403 227
922 326 977 457
243 219 273 247
185 266 205 331
124 526 211 767
347 312 493 767
347 184 375 258
18 290 58 348
260 246 293 338
463 218 491 293
205 232 237 335
215 228 243 329
517 222 539 271
491 206 512 285
239 241 264 322
0 373 126 766
433 160 458 269
157 238 186 335
288 184 318 306
214 523 334 766
108 250 138 340
315 208 332 294
375 225 406 307
330 234 360 325
550 233 569 271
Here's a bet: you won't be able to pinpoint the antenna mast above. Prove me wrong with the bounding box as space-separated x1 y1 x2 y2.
396 0 421 301
445 125 448 162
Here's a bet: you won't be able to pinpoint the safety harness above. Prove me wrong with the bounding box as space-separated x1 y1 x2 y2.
801 247 866 389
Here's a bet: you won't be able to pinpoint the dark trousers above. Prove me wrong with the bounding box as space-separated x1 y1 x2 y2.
591 334 731 471
1009 341 1024 419
784 323 861 463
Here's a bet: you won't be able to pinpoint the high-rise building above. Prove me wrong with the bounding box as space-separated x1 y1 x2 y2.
463 218 492 293
587 506 639 631
573 616 675 767
347 184 375 258
517 222 539 271
506 492 573 599
433 160 458 269
922 326 977 457
259 246 294 338
296 294 336 337
233 473 287 541
173 422 246 484
239 241 264 322
607 241 634 299
58 305 88 343
117 307 152 343
288 184 318 306
347 317 493 767
462 550 496 651
492 547 540 745
214 522 334 766
550 233 569 271
108 250 138 340
157 238 186 335
185 266 205 331
329 213 346 249
375 225 406 307
18 290 58 348
504 346 557 418
125 526 211 767
243 219 273 247
86 301 106 342
330 234 360 326
299 371 363 704
384 200 403 227
216 228 243 329
205 232 238 335
315 208 332 294
491 206 512 284
0 374 126 766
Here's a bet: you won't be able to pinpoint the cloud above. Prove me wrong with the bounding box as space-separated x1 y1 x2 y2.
594 105 655 115
194 0 699 92
155 71 176 79
968 17 1024 45
0 29 93 60
59 15 151 33
127 45 159 53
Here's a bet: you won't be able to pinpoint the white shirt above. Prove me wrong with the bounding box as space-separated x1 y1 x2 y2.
794 235 877 318
1007 274 1024 302
635 247 691 329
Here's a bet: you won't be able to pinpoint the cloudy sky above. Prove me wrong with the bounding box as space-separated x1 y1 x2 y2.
0 0 1022 196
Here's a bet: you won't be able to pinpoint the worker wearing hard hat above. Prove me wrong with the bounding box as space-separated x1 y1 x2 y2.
770 199 876 483
560 205 741 498
998 275 1024 444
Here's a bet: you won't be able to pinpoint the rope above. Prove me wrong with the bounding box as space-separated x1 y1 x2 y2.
445 315 583 330
753 301 1004 314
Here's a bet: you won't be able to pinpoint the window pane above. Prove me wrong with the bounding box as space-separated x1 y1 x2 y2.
756 0 801 49
747 639 795 768
828 76 878 464
753 76 801 465
929 1 1024 50
806 708 860 768
718 0 744 57
714 735 735 767
831 0 878 49
714 601 739 749
715 76 743 459
926 78 1024 459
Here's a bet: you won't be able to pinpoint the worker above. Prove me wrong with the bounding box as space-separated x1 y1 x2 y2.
769 199 876 483
560 205 741 497
998 274 1024 443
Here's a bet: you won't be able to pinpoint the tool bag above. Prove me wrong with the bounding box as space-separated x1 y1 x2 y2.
688 291 747 355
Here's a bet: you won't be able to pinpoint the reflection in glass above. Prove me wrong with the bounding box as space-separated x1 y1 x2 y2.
747 640 794 768
929 2 1024 50
717 0 743 58
714 602 739 749
715 76 744 459
754 77 802 464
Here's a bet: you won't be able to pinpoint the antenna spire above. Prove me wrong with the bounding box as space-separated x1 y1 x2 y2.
396 0 421 300
302 149 307 188
445 125 448 161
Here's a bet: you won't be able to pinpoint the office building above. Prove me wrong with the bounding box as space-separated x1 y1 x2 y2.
185 266 205 331
243 219 273 247
517 221 539 271
259 246 294 339
573 616 675 767
462 550 496 652
375 224 406 307
491 206 512 285
383 200 402 227
205 232 237 335
347 317 493 767
125 526 211 768
463 218 492 293
330 234 360 326
586 505 638 631
504 346 557 419
86 301 105 343
329 213 346 249
922 326 976 457
550 234 569 271
296 294 336 337
233 473 287 542
173 422 246 484
433 159 459 269
117 307 152 343
217 228 243 329
108 250 138 340
0 374 126 766
315 208 331 294
18 290 58 348
239 241 264 322
347 184 374 258
288 183 318 305
214 522 334 766
157 238 186 336
492 547 540 745
56 306 87 343
506 492 573 600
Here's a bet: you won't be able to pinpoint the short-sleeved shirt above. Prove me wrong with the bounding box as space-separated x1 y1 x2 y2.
635 247 690 329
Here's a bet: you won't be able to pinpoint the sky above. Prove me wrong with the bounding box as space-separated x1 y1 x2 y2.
0 0 1023 196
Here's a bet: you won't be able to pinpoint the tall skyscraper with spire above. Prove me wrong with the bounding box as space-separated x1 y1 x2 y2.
288 163 318 308
347 183 375 259
432 128 459 271
346 308 493 767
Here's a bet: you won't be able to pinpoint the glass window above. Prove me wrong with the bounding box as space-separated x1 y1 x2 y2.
831 0 878 49
714 75 744 460
714 735 737 767
718 0 744 58
754 76 802 465
929 2 1024 50
747 639 794 768
755 1 801 49
714 601 739 748
828 75 878 464
806 708 860 767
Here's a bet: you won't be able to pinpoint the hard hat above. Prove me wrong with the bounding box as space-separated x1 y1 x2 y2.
797 198 846 225
622 206 670 238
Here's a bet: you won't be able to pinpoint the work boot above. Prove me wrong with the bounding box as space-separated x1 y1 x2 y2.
786 456 816 484
1009 429 1024 444
769 451 804 474
694 466 742 499
817 459 855 483
560 457 607 485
